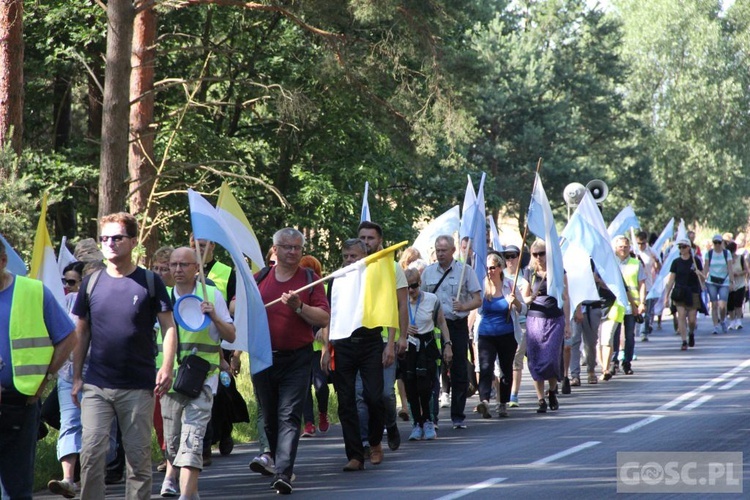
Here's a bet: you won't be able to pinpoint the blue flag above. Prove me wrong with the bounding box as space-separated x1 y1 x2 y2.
0 233 27 276
562 192 631 312
460 173 488 292
526 173 564 308
652 218 674 260
607 205 640 239
360 181 371 222
188 189 272 374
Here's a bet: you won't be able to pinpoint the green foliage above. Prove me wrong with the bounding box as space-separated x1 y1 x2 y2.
0 145 36 262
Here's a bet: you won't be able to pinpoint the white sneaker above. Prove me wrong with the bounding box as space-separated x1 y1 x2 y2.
160 477 179 498
48 479 77 499
439 392 450 408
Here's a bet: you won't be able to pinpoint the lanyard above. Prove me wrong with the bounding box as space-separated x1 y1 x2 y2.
408 293 422 325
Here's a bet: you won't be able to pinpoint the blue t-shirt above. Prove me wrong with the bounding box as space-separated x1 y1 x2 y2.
0 276 75 390
72 267 171 390
478 296 515 337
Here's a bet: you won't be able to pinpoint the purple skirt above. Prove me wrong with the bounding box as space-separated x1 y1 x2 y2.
526 315 564 381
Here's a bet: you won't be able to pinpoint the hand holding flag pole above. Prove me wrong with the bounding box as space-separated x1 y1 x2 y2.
264 241 409 307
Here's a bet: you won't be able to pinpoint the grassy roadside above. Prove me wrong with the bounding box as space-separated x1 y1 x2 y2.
34 353 340 492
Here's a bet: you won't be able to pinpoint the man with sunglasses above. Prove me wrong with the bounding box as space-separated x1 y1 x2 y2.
421 235 482 429
634 231 661 341
71 212 177 500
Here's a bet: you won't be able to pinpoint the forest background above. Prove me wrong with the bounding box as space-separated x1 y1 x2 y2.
1 0 749 270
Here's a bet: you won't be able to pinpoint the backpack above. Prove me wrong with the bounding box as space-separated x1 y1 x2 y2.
706 248 730 269
84 268 157 323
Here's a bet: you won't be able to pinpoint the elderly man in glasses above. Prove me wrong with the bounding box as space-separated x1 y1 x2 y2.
421 234 482 429
252 228 330 494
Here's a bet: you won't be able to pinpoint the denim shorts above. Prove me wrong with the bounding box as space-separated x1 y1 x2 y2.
706 283 729 302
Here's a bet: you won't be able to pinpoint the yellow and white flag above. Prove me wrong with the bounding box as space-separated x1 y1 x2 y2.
329 241 408 340
216 182 265 271
30 194 66 308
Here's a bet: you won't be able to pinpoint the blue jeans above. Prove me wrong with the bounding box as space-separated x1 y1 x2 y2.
252 345 312 480
612 314 636 370
0 398 39 500
706 283 729 303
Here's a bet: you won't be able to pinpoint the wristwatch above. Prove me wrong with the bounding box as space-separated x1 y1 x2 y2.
444 340 453 347
295 303 304 314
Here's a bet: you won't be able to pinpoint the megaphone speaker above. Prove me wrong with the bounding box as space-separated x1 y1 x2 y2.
586 179 609 204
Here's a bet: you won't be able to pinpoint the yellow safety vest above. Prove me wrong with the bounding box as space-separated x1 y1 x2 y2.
170 284 222 391
207 261 232 302
9 276 53 396
621 257 641 303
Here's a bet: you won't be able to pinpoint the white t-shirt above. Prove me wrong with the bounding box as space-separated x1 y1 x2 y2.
408 291 441 334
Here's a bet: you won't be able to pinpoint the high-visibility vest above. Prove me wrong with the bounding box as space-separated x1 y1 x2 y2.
621 257 641 302
207 261 232 302
170 284 221 392
9 276 53 395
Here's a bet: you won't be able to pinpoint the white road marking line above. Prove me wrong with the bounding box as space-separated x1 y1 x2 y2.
434 477 507 500
657 358 750 411
719 376 746 391
615 415 665 434
530 441 601 465
682 394 712 411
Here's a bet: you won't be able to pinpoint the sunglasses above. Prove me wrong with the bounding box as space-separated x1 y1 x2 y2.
504 253 519 259
532 251 546 258
678 244 690 249
487 266 500 272
61 278 79 287
99 234 131 243
408 282 421 289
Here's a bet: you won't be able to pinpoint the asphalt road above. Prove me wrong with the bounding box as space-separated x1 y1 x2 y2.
36 314 750 499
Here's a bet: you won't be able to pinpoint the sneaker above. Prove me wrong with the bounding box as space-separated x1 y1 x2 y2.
688 332 695 347
408 424 423 441
386 424 401 450
476 400 491 419
160 477 179 498
452 421 467 429
423 421 437 440
641 334 649 342
48 479 77 499
587 372 598 384
681 341 688 350
561 377 571 394
497 403 508 418
318 413 330 434
508 394 519 408
439 392 450 408
713 327 719 335
249 453 275 476
302 422 316 437
273 477 293 495
738 322 744 330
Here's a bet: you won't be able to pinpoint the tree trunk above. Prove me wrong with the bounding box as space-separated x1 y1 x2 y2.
98 0 134 218
0 0 24 156
129 4 158 262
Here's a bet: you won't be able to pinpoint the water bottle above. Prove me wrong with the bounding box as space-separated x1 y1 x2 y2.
220 371 231 388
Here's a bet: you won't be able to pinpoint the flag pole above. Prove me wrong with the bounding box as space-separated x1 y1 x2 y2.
264 241 409 307
511 157 543 300
194 239 209 299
